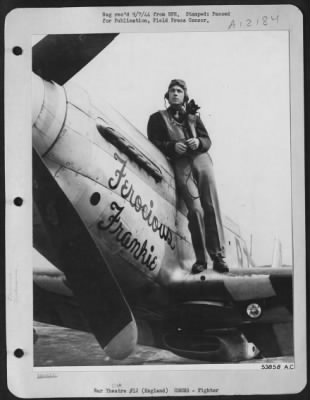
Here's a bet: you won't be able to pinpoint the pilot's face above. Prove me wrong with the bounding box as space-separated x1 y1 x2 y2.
168 85 185 106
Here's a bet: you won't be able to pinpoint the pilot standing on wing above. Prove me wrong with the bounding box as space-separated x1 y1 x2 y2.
147 79 229 274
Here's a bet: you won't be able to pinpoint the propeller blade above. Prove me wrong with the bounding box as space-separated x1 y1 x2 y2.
32 34 118 85
33 149 137 359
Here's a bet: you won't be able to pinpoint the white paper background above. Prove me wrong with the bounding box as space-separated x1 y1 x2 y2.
5 4 306 397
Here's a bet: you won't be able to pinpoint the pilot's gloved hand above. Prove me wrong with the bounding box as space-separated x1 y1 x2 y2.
175 142 187 154
186 138 200 150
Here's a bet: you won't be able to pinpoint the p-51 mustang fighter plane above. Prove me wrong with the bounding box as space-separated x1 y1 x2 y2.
32 34 293 363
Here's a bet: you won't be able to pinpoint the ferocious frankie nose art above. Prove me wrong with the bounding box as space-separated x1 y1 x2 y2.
32 34 293 363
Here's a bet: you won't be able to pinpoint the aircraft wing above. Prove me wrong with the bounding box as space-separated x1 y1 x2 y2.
33 150 137 359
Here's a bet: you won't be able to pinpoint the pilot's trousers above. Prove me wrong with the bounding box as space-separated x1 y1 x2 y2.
174 152 226 263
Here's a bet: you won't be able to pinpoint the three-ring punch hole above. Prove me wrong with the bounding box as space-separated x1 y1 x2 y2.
14 349 24 358
12 46 23 56
14 197 23 206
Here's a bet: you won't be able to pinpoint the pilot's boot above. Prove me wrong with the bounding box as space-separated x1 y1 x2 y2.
191 261 208 274
212 255 229 273
188 209 208 274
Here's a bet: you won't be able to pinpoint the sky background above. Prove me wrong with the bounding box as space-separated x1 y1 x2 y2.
69 31 292 266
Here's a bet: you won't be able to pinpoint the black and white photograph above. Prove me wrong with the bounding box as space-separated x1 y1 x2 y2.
5 4 307 397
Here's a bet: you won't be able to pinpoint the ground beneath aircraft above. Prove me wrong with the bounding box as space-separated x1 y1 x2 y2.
34 322 293 367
